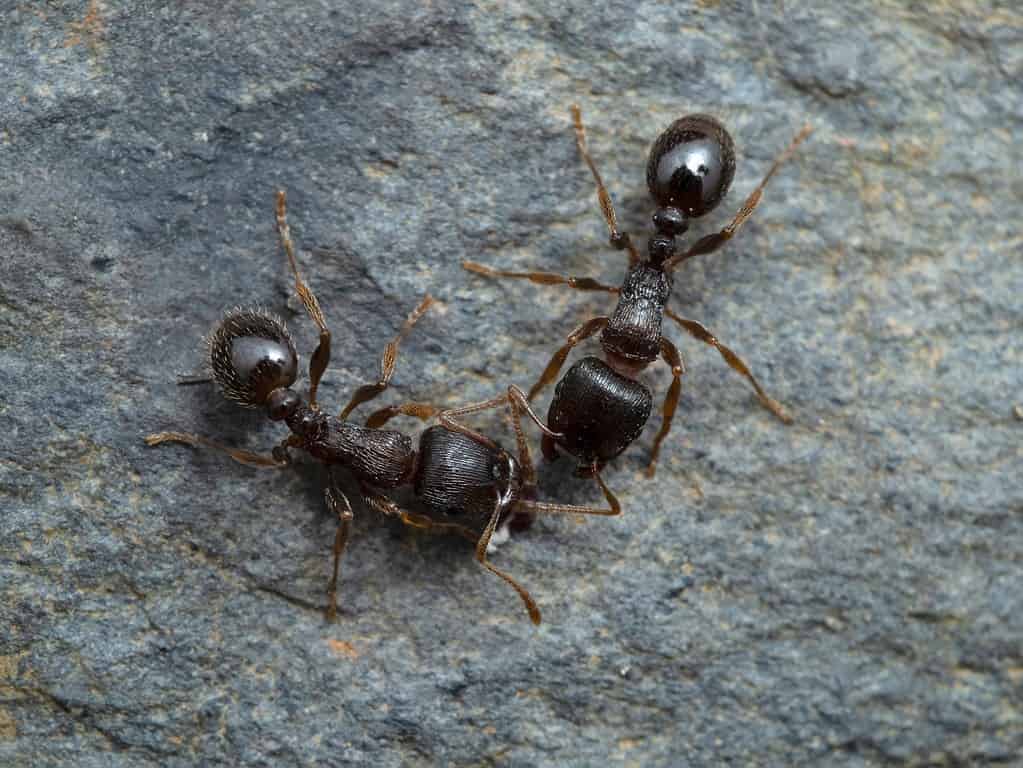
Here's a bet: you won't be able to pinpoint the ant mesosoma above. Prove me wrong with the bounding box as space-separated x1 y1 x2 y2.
146 191 616 625
464 106 811 487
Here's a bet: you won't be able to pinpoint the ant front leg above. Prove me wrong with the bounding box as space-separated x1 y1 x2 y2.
664 124 812 269
528 316 610 401
646 337 687 477
665 308 791 423
276 190 331 409
325 470 354 622
144 431 300 468
570 104 641 266
338 295 435 420
462 261 619 296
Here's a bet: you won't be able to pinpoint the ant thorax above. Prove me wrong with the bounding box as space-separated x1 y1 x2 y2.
599 263 673 377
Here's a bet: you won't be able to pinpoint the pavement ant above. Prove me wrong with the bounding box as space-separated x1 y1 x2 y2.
464 106 811 485
146 192 616 625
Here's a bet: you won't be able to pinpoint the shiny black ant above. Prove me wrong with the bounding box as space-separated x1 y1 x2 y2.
146 192 616 625
464 106 811 495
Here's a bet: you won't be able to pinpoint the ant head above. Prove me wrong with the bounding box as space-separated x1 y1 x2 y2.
647 114 735 224
207 308 298 408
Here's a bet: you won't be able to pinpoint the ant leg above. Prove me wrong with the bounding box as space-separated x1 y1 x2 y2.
338 295 435 420
665 308 792 423
144 431 298 468
476 498 542 625
439 386 562 455
570 104 642 266
505 384 570 486
364 402 439 429
665 124 813 269
359 487 478 543
462 261 619 295
364 486 540 624
438 385 556 529
325 471 354 622
646 337 687 478
503 386 540 489
275 190 332 409
438 394 507 452
528 316 610 401
515 462 622 517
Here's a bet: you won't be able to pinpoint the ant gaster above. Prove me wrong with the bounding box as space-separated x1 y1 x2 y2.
146 192 616 625
464 106 811 488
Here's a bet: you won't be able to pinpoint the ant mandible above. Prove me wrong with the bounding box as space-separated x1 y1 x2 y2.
464 106 812 484
146 192 616 625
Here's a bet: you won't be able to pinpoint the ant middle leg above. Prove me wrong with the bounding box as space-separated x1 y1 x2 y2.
570 104 641 266
144 431 300 468
646 337 687 478
528 316 610 401
665 123 813 268
338 295 435 420
665 307 792 423
325 470 354 622
276 190 331 409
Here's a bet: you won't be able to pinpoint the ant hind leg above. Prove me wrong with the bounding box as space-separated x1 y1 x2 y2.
475 498 542 625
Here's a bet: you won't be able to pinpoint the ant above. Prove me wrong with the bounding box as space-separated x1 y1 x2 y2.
146 191 616 625
464 106 812 490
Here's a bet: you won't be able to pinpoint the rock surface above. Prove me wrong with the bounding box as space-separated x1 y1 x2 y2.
2 2 1021 766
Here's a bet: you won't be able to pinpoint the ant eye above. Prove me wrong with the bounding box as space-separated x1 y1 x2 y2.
646 114 735 218
207 308 298 407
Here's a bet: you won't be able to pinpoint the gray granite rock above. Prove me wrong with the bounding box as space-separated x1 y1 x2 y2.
2 1 1021 766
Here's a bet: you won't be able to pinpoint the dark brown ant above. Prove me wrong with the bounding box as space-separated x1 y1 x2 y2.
146 191 616 625
464 106 812 489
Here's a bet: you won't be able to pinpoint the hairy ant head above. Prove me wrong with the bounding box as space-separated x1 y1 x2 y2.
647 114 735 220
207 308 298 407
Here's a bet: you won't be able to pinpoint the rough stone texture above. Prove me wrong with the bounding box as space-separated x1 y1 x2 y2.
2 1 1021 766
